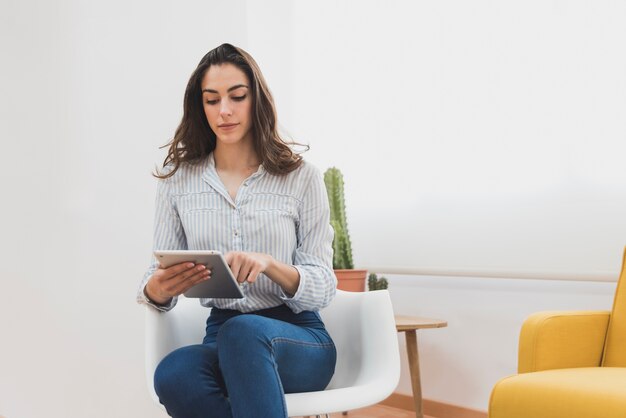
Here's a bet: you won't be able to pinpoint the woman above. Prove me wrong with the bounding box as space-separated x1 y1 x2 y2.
136 43 337 418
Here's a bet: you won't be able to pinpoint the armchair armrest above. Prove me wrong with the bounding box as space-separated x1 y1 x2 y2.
518 310 611 373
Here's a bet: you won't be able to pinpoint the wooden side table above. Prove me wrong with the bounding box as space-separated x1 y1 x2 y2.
395 315 448 418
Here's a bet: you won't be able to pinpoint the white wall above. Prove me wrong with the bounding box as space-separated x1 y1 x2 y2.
0 1 623 417
291 0 626 278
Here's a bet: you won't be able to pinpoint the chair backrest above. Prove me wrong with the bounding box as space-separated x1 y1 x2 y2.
319 290 399 389
602 246 626 367
145 290 399 404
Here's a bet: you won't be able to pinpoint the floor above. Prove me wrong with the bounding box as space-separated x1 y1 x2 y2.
298 404 433 418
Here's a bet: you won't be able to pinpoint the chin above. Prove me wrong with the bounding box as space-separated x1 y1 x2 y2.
217 135 244 145
217 131 253 146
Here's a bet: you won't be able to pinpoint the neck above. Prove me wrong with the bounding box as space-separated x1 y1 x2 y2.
213 142 260 173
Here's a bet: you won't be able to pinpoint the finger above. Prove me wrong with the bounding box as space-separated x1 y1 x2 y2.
240 258 257 282
160 262 197 281
169 268 211 296
246 266 263 284
172 264 207 283
229 256 244 283
237 258 257 284
162 264 206 292
172 271 211 296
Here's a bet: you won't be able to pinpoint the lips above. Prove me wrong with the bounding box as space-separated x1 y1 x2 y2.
218 123 238 131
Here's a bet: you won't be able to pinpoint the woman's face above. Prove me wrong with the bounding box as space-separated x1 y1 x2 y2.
201 63 253 146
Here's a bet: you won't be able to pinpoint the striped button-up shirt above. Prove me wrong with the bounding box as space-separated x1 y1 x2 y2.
137 153 336 313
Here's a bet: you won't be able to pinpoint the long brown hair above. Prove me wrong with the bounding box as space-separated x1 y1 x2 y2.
155 43 305 179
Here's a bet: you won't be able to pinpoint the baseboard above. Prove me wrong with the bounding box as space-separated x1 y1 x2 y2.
380 393 487 418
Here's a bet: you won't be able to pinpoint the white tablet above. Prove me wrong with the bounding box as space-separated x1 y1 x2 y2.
154 250 244 299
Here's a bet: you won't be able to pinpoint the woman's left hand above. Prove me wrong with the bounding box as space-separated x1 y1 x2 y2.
224 251 273 284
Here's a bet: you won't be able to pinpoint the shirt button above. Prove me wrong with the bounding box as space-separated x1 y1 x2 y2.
234 230 239 236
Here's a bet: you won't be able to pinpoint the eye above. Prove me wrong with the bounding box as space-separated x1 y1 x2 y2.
205 99 219 105
232 95 247 102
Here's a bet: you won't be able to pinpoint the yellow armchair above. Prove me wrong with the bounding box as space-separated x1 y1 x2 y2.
489 248 626 418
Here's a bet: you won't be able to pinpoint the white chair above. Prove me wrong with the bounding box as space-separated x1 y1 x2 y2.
145 290 400 417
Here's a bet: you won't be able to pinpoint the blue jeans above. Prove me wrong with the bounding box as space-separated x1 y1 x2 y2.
154 304 337 418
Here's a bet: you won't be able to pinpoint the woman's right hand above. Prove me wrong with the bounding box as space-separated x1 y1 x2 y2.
144 262 211 305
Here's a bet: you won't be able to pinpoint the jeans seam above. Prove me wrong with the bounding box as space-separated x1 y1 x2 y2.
266 341 289 418
270 337 335 348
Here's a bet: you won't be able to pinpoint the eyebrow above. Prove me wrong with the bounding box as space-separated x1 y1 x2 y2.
202 84 249 94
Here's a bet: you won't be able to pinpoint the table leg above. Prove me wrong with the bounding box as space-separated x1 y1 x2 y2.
405 330 423 418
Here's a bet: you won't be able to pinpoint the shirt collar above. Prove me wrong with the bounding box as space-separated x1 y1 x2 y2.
201 153 266 202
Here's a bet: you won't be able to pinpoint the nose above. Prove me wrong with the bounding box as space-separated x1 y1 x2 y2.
219 99 233 117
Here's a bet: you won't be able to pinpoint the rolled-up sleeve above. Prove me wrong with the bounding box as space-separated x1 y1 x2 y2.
281 168 336 313
136 176 187 312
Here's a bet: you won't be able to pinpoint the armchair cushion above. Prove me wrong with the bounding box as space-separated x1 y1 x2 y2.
489 367 626 418
518 311 610 373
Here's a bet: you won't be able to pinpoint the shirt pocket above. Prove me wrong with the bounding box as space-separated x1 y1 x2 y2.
177 191 224 215
244 193 299 252
250 193 299 218
176 192 230 249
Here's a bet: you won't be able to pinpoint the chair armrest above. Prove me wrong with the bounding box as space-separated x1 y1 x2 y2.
518 310 611 373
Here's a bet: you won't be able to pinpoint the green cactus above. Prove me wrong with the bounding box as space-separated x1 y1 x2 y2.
368 273 389 291
324 167 354 269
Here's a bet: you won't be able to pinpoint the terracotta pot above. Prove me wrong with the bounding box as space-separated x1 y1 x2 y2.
334 269 368 292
